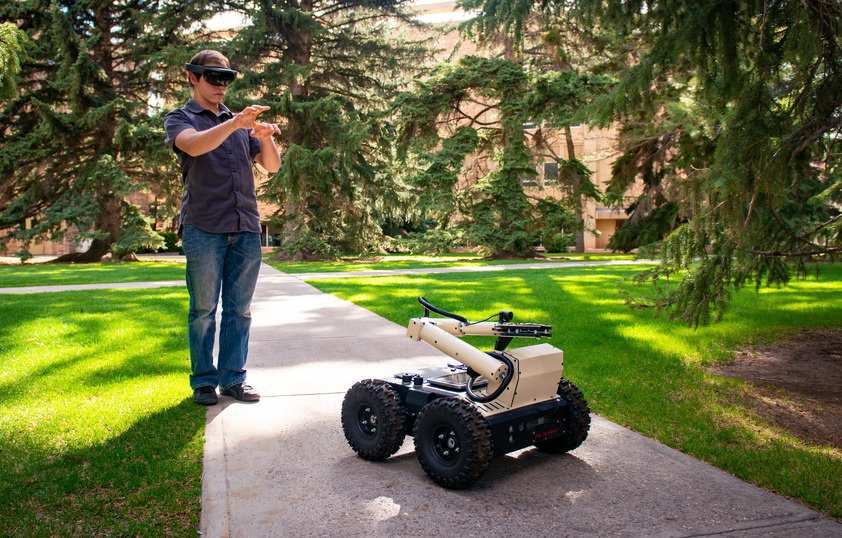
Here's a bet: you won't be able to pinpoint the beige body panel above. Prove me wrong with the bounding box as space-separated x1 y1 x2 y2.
501 344 564 408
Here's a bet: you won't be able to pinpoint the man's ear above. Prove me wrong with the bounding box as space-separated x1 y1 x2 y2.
187 72 199 87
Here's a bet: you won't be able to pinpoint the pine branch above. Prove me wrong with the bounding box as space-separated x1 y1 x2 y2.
746 247 842 257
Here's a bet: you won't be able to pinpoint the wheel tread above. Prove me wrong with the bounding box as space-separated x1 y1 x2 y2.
534 378 590 454
414 398 493 489
341 379 406 461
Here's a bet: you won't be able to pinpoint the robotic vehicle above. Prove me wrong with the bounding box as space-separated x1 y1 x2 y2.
341 297 590 489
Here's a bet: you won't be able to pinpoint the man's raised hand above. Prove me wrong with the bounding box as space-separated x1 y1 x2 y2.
250 122 281 139
233 105 270 130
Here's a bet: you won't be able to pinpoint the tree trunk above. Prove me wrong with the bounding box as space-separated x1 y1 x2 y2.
565 126 585 253
52 195 122 263
279 0 314 259
53 10 123 265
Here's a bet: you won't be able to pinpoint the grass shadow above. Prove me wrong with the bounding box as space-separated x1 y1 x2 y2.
0 262 185 288
0 397 204 535
0 287 203 535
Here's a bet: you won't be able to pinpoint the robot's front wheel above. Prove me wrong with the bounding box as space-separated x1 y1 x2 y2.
341 380 406 461
414 398 493 489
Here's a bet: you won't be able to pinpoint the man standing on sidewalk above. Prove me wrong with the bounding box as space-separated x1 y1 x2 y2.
164 49 281 405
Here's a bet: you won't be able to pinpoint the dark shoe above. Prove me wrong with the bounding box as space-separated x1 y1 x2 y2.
193 386 218 406
220 383 261 402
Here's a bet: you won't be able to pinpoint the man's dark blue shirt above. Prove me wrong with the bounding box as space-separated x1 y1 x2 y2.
164 99 263 234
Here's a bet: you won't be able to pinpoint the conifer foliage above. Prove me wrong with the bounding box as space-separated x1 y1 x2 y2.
396 57 610 257
394 0 612 257
223 0 434 260
0 0 211 261
0 22 27 101
572 0 842 325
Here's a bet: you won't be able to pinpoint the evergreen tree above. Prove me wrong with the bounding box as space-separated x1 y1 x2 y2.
457 0 625 252
571 0 842 325
394 0 612 257
395 57 609 256
220 0 435 260
0 0 214 261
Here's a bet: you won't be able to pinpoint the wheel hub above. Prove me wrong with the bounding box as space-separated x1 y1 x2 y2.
357 405 378 437
432 427 460 463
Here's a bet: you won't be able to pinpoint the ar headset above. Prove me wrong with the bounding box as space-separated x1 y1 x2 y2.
184 63 238 87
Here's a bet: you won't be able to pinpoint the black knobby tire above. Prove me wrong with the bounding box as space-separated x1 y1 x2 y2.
534 378 591 454
341 379 406 461
413 397 493 489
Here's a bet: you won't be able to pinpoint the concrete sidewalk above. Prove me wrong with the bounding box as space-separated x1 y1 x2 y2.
0 280 186 294
201 264 841 537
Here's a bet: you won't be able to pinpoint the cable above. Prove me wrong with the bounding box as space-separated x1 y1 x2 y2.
465 351 514 403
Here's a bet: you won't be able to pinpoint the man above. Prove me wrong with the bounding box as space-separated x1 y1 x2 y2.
164 50 281 405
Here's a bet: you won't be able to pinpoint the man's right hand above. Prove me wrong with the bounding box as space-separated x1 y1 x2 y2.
233 105 271 130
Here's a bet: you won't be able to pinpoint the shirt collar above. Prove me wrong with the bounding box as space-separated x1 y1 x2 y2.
185 98 234 118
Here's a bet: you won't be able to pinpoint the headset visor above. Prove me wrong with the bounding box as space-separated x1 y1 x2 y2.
185 63 238 86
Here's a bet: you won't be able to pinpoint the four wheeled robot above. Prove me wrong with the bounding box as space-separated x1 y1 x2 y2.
341 297 590 488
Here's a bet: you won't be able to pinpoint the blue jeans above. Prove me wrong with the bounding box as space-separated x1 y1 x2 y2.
182 225 262 390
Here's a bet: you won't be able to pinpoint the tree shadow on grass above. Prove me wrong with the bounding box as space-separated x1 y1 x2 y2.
0 397 205 536
0 262 185 288
0 288 203 534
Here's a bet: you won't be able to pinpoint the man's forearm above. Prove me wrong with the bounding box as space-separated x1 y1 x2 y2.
174 118 238 157
257 138 281 173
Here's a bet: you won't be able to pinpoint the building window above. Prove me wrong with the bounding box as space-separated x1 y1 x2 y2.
544 162 558 179
543 162 558 187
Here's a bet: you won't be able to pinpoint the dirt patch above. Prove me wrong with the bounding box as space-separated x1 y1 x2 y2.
708 328 842 450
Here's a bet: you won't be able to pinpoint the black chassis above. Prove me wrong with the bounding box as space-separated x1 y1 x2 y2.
385 368 569 458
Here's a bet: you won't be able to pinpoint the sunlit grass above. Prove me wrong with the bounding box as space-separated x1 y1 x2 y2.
310 263 842 518
0 288 202 535
0 261 186 288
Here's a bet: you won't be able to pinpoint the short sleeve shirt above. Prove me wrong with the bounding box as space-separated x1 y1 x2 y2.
164 99 263 234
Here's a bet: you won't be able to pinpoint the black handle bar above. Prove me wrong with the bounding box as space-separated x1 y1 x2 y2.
418 296 468 324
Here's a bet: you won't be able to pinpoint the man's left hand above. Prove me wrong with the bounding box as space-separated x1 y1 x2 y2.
251 122 281 139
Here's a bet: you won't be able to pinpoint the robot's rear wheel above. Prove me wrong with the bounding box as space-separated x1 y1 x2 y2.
414 398 493 489
341 380 406 460
534 378 590 453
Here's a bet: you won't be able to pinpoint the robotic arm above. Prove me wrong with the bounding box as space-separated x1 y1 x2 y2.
406 297 551 402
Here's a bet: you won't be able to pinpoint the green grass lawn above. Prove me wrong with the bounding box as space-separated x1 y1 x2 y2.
265 251 639 274
309 263 842 518
0 287 202 535
0 254 637 287
1 259 839 529
0 261 186 288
